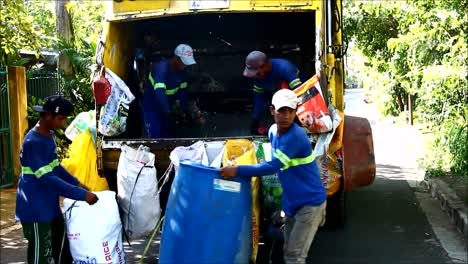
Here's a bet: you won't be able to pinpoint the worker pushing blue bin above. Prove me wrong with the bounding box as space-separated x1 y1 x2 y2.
159 161 252 264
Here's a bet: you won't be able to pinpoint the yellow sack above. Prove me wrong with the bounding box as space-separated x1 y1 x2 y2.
223 139 261 263
62 130 109 191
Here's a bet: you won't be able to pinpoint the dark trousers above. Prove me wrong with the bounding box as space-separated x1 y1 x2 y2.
21 216 73 264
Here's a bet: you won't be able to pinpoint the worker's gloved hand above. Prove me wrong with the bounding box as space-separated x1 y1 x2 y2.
250 120 260 135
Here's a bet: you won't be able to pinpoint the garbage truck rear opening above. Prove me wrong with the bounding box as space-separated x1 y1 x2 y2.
96 0 375 231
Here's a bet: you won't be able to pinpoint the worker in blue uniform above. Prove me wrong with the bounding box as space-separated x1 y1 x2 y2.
142 44 197 138
243 51 303 135
220 89 326 264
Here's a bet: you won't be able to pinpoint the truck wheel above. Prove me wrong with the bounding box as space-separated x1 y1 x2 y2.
324 180 346 229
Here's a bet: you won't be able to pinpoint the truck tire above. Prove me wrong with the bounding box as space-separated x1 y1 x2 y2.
324 179 346 229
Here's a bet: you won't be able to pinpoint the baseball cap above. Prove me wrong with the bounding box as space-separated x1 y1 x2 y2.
272 89 299 110
174 44 196 66
243 51 267 78
33 95 74 116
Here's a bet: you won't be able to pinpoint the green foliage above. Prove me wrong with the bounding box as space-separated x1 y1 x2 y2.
447 123 468 176
52 39 96 159
425 167 446 178
66 1 105 51
23 1 56 48
56 39 96 115
0 0 47 66
0 0 104 67
344 0 467 178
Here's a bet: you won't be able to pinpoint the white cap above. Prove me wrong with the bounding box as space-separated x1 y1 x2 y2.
174 44 196 66
272 89 299 110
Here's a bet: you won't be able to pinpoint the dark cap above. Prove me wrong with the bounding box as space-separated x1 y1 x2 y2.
33 95 74 116
243 51 267 78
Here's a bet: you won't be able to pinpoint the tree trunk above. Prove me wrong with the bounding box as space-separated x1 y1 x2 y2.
55 0 74 77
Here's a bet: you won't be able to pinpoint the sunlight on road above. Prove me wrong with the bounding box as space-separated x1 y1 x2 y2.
344 89 425 182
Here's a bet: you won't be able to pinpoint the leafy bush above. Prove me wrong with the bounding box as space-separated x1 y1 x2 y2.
26 39 96 159
344 0 467 178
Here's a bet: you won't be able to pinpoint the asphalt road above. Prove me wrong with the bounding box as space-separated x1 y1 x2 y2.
307 167 452 263
304 89 452 264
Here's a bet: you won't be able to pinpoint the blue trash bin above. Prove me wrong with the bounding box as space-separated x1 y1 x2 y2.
159 161 252 264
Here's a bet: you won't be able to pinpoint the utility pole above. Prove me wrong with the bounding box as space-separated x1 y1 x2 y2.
408 93 413 125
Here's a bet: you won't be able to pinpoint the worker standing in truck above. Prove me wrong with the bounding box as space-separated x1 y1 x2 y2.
243 51 303 135
142 44 197 138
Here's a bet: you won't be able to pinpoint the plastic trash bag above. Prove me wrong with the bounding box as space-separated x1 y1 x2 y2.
294 75 333 133
62 129 109 191
169 141 225 169
315 110 345 196
169 141 206 170
64 191 125 264
94 66 135 136
256 142 282 215
202 141 225 168
65 110 96 142
117 145 160 239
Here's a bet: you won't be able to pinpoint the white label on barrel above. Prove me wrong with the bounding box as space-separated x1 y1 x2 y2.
213 179 241 193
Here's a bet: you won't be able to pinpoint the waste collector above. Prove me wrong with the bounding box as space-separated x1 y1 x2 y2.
242 50 303 135
16 95 99 263
142 43 200 138
220 89 326 264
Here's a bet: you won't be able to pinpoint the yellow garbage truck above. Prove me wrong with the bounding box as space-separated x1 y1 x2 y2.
96 0 375 259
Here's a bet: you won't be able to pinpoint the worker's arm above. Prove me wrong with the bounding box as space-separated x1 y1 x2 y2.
283 63 302 89
56 165 80 186
22 141 88 201
236 159 283 177
149 63 170 114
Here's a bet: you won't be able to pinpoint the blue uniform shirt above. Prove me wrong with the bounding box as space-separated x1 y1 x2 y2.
237 123 326 217
251 59 302 121
143 58 189 114
16 130 87 223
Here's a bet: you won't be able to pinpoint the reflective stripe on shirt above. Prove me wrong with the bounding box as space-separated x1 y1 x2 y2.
149 72 187 95
289 78 302 88
253 85 264 93
149 73 166 90
274 149 315 170
22 159 60 179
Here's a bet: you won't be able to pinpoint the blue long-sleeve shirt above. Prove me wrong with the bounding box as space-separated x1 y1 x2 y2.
143 58 189 115
16 129 87 223
237 123 326 216
251 59 302 121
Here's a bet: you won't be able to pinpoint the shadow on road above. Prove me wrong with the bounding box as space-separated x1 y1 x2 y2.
306 164 452 264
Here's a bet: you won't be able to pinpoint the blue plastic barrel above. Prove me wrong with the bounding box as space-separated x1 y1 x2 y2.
159 161 252 264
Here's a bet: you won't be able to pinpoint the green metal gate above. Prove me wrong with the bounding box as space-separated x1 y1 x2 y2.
0 69 14 188
26 69 60 100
